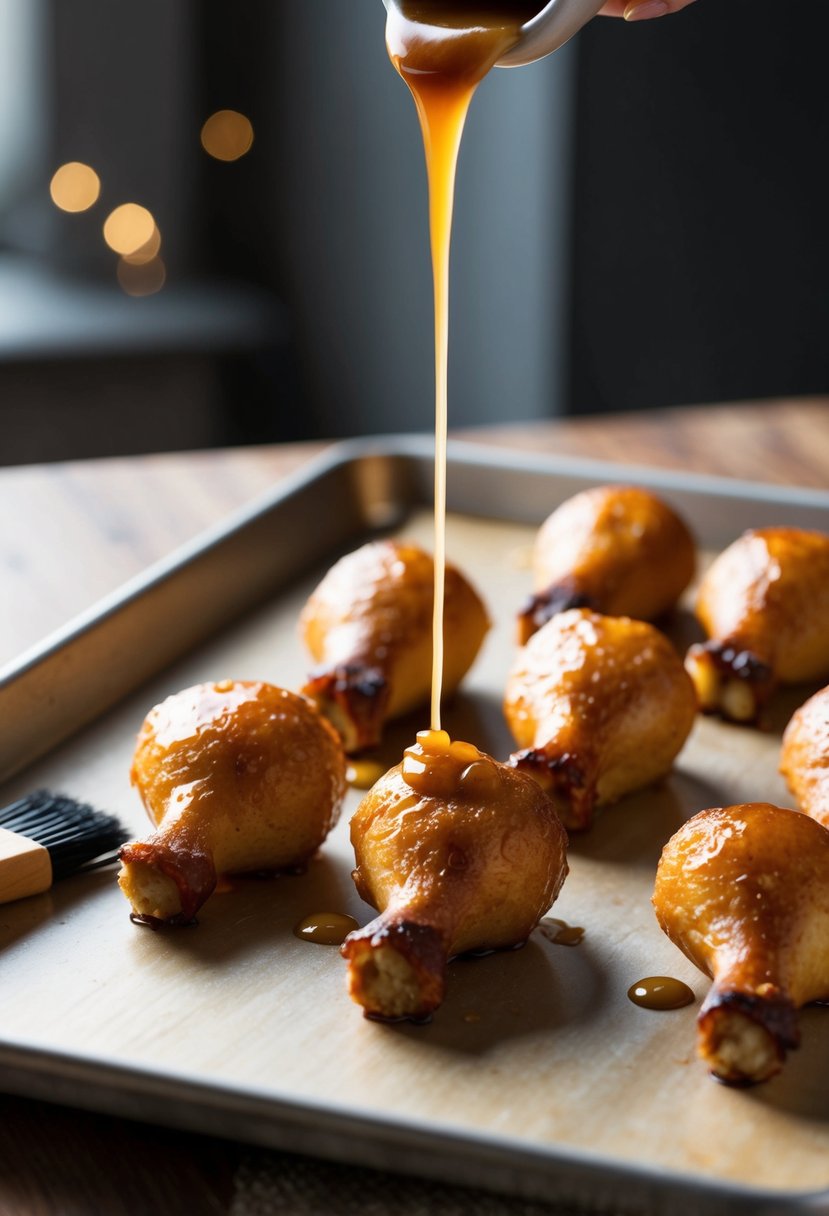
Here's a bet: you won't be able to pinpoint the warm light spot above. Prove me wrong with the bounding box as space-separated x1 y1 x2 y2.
122 224 162 265
117 255 166 297
103 203 156 256
200 109 254 162
49 162 100 212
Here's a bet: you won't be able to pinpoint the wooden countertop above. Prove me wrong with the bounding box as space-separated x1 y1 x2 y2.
0 397 827 1215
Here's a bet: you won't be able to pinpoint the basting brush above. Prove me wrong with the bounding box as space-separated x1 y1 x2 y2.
0 791 128 904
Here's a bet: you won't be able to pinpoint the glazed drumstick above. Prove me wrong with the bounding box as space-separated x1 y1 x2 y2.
780 685 829 829
518 485 695 643
342 730 568 1021
686 527 829 724
301 540 489 753
505 608 697 831
653 802 829 1085
119 681 346 925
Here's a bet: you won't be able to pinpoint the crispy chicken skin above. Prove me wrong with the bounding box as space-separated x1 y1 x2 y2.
119 681 346 925
518 485 695 643
300 540 489 753
653 802 829 1085
686 527 829 724
780 685 829 829
342 730 568 1021
505 609 697 831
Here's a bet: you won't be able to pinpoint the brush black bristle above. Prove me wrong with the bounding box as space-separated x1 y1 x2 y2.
0 791 129 881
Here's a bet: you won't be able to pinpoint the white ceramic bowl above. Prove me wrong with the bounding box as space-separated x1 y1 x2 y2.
381 0 607 67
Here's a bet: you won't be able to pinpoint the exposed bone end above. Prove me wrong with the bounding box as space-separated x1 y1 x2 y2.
118 838 216 926
341 917 447 1022
685 642 772 724
302 664 390 754
118 859 183 924
697 988 799 1085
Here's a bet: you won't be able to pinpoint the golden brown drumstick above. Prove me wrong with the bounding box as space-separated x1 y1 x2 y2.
653 801 829 1085
518 485 695 643
119 680 346 925
686 527 829 724
342 729 568 1021
505 608 697 831
780 685 829 829
301 540 489 753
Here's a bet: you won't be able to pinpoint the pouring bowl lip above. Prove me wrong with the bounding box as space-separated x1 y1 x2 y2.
380 0 604 69
498 0 606 67
519 0 565 35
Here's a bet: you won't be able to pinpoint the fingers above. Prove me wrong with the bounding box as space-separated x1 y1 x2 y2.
599 0 698 18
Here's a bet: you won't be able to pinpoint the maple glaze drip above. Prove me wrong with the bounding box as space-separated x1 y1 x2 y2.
401 727 499 799
294 912 360 946
385 1 541 731
628 976 695 1011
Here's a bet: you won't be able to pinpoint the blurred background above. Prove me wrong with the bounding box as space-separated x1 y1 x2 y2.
1 0 826 466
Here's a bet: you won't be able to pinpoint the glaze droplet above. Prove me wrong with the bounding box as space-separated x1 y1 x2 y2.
628 976 695 1011
294 912 359 946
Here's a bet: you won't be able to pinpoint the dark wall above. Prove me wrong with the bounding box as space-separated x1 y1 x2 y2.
7 0 825 467
567 0 829 414
238 0 571 439
0 1 297 466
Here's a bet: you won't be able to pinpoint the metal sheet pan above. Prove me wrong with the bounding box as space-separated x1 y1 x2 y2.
1 438 828 1215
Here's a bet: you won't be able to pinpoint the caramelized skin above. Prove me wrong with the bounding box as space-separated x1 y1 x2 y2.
301 540 489 752
686 527 829 724
780 685 829 829
505 609 697 830
518 485 695 643
119 681 346 925
342 731 568 1020
654 802 829 1085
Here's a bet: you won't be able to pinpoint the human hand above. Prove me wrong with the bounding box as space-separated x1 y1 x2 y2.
599 0 697 19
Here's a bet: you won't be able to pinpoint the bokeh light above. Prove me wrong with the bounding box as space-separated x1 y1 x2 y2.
49 162 100 212
103 203 156 255
122 224 162 265
117 255 166 297
200 109 254 162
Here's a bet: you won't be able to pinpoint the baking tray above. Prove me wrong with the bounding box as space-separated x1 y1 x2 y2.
1 437 828 1216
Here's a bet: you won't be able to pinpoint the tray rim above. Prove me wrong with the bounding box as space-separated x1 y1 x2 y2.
0 1038 826 1216
4 432 829 686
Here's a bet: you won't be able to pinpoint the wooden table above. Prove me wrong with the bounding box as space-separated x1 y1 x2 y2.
0 397 827 1214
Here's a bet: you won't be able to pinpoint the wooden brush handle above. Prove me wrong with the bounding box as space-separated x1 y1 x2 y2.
0 828 52 903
